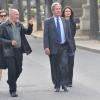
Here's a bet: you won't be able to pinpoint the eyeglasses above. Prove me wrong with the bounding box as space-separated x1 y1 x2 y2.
0 14 7 17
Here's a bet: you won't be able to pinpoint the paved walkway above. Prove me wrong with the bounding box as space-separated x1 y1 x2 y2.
1 36 100 100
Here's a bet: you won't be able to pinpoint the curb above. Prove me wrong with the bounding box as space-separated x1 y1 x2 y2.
76 45 100 54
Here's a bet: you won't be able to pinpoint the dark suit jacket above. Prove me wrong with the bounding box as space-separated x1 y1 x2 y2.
43 17 73 54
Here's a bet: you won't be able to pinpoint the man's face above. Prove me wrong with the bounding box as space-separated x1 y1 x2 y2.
53 4 62 17
11 10 19 22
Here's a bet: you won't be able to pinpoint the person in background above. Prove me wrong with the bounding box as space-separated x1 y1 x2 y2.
43 2 73 92
0 9 8 81
0 9 33 97
0 9 8 23
62 6 76 87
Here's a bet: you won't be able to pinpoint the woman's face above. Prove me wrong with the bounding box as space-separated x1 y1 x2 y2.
64 8 71 17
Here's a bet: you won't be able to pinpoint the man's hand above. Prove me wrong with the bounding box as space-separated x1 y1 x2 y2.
12 40 17 46
28 18 34 25
44 48 50 56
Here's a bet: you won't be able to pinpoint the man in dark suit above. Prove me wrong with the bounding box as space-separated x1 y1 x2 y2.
43 2 73 92
0 9 33 97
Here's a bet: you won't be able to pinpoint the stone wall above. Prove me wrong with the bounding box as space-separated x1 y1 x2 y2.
80 4 100 31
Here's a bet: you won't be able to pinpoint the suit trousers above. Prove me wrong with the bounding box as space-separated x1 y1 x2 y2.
68 55 75 85
0 45 7 69
5 48 23 93
49 44 68 88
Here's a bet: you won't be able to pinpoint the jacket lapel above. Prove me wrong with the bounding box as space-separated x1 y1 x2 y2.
50 17 58 33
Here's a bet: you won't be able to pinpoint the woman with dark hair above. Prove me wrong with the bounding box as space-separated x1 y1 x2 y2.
62 6 76 87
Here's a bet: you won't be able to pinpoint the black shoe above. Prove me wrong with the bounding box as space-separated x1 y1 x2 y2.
67 84 72 87
68 84 72 87
62 86 68 92
7 80 9 85
55 88 60 92
10 92 18 97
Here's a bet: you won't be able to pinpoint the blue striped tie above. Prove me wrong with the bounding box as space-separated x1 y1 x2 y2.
56 18 61 43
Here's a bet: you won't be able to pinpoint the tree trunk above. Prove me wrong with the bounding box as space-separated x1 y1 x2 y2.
36 0 42 30
90 0 99 38
27 0 31 21
18 0 24 21
0 0 1 9
0 0 8 10
45 0 53 18
12 0 18 9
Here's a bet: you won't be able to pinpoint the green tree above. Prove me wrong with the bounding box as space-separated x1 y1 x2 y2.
98 0 100 3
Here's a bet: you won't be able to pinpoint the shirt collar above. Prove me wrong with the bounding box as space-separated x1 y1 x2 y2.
6 19 20 27
54 16 61 20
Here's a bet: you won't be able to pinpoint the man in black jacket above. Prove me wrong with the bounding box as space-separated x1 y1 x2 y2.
0 9 33 97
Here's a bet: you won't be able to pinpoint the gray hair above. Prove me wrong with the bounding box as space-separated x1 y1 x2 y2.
9 8 19 15
51 2 61 11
